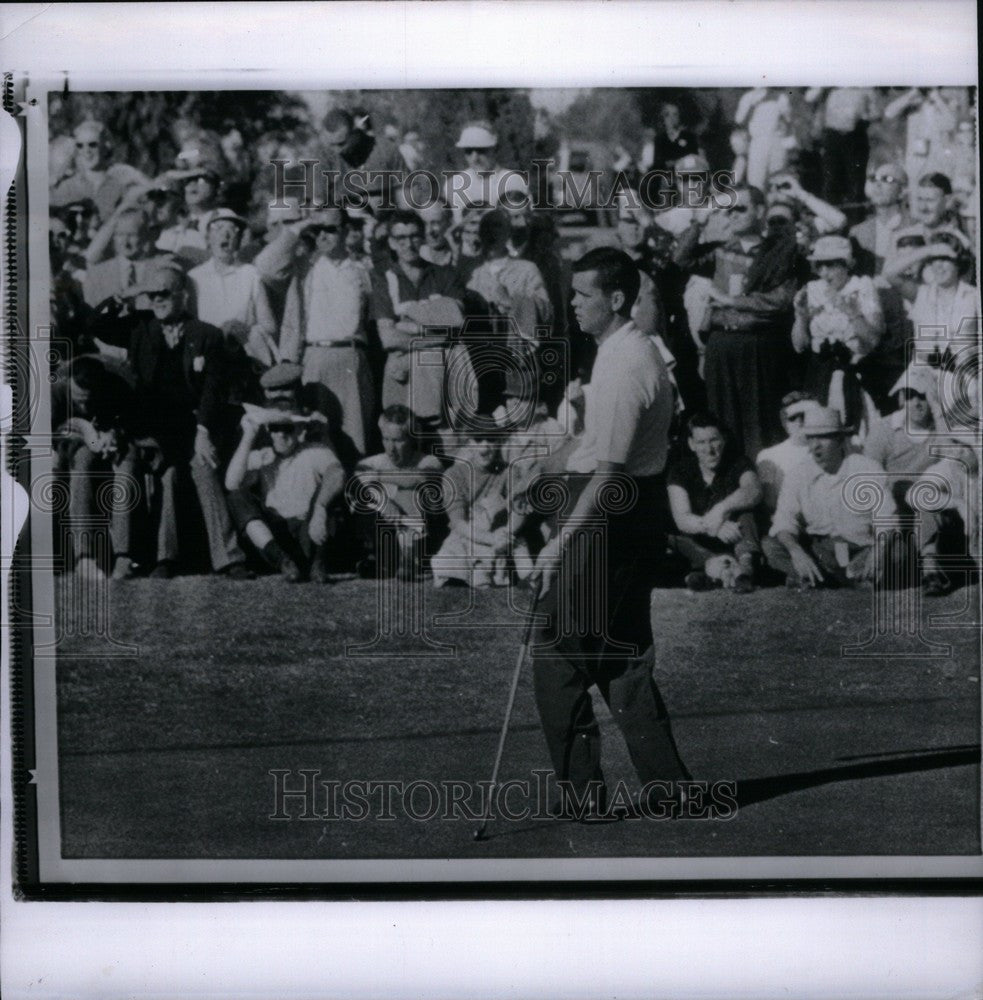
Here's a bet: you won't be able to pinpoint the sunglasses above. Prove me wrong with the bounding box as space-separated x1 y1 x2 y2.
75 141 100 149
462 148 487 156
390 232 422 242
314 225 340 234
268 423 297 434
148 290 175 302
726 204 751 214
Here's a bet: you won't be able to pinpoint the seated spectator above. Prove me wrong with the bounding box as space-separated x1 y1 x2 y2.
278 207 375 458
755 391 822 512
431 432 519 588
792 235 884 438
224 401 344 583
666 412 763 592
50 356 140 579
50 120 149 225
127 261 251 579
762 406 898 589
188 208 278 367
351 405 445 581
863 365 939 508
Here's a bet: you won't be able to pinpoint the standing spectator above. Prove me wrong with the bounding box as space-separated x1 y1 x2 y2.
50 120 149 224
418 203 456 267
666 412 763 592
676 185 799 459
155 149 223 267
792 235 884 436
444 123 529 223
734 88 794 190
247 196 307 324
82 208 161 308
278 208 376 457
654 101 702 173
351 405 445 581
127 262 251 579
371 210 468 428
224 403 344 583
805 87 879 215
849 162 911 276
762 406 897 589
755 392 822 512
188 208 279 368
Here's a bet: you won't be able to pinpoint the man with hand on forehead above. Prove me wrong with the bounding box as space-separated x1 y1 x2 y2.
127 261 251 579
225 363 344 584
188 208 279 368
849 162 910 276
533 247 690 822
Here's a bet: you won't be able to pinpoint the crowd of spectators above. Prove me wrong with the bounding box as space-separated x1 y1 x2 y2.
47 88 979 598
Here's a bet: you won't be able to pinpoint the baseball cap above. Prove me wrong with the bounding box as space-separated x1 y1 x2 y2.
808 235 854 265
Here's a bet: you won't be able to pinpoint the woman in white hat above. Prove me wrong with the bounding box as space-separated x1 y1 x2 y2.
792 234 884 438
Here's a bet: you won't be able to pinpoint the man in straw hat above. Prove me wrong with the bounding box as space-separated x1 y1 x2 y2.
762 405 900 588
444 122 529 224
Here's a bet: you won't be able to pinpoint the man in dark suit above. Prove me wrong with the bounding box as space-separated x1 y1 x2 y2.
128 260 251 578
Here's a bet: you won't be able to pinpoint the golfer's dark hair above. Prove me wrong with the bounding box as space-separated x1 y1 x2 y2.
918 171 952 195
69 356 106 391
686 411 727 437
323 108 354 133
389 209 424 235
379 404 417 436
571 247 641 314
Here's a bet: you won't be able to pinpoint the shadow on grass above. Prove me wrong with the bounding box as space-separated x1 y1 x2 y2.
736 744 981 808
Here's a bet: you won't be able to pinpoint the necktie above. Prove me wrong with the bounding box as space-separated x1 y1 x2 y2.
161 323 183 348
126 262 136 289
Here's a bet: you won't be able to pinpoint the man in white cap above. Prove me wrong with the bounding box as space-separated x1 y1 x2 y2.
187 208 278 367
754 391 823 512
50 120 149 224
444 122 529 224
863 364 939 508
763 405 897 588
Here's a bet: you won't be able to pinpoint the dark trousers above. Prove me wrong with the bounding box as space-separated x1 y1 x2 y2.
531 475 690 794
667 511 762 570
820 125 869 214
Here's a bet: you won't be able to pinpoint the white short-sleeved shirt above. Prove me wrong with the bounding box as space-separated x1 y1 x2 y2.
566 320 674 477
246 444 341 521
770 451 895 546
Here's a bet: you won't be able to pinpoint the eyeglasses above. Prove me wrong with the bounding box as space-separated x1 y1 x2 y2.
315 225 340 234
867 173 899 184
726 204 751 214
390 232 422 243
148 290 174 302
268 424 297 434
75 141 100 149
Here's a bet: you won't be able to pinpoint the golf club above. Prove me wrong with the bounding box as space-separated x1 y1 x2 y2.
473 588 540 841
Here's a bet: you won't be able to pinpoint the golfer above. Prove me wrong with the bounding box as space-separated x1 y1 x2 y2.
533 247 690 821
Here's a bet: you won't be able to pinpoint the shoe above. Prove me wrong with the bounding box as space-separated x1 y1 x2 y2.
112 556 137 581
356 557 377 580
73 556 106 581
221 563 255 581
922 572 953 598
309 561 332 584
279 556 302 583
150 561 176 579
732 574 755 594
684 570 718 592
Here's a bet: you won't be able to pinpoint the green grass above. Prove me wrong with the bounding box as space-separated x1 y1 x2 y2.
55 577 980 860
